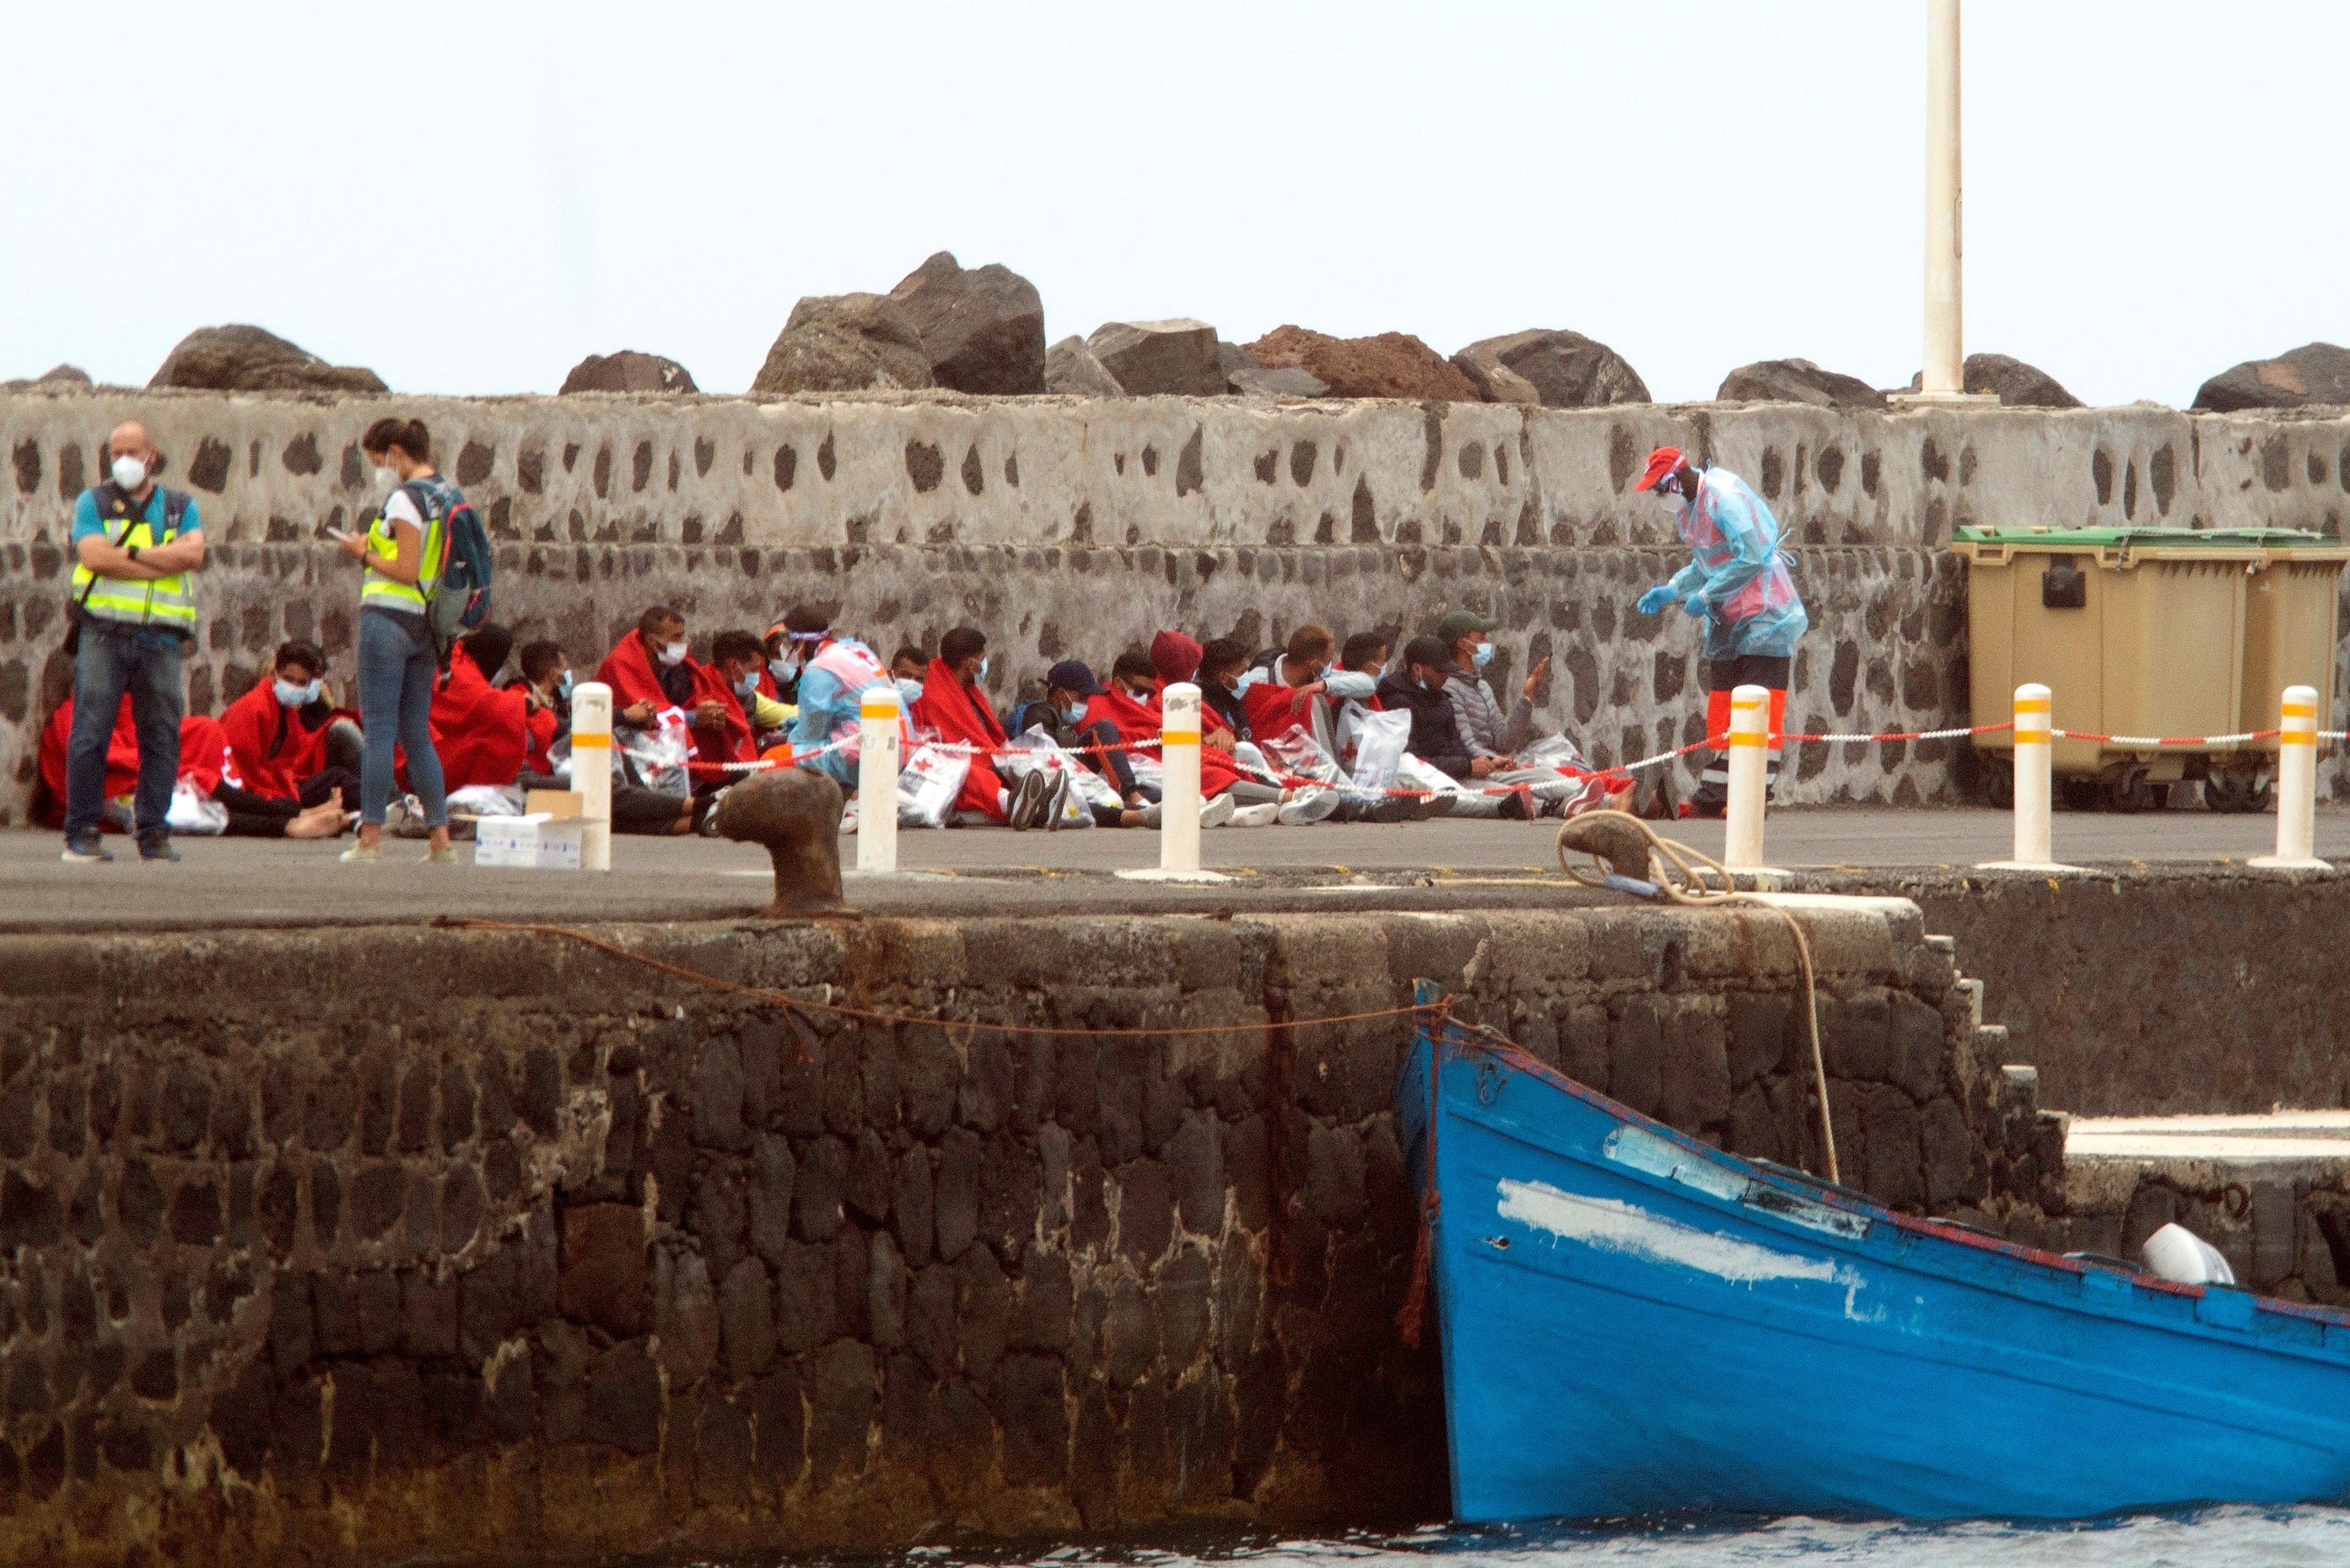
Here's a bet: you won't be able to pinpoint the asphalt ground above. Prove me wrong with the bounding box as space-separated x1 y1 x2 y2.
2 806 2342 935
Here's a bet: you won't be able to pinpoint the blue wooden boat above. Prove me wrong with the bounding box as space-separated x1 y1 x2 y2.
1398 995 2350 1522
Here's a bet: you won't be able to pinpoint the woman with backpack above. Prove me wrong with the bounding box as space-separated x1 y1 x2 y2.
331 417 456 864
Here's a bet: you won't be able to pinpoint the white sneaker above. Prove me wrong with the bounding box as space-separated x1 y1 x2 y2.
839 806 859 835
1199 793 1237 828
1229 801 1280 828
1276 788 1344 827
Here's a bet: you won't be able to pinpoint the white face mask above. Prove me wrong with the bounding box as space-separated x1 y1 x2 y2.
110 455 148 492
373 466 399 490
734 671 760 697
768 655 797 683
274 676 322 708
895 676 924 709
978 656 990 683
657 640 688 666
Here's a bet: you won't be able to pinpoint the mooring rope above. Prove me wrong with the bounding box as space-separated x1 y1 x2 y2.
1551 811 1840 1186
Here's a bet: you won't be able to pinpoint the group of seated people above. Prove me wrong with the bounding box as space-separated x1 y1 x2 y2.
31 601 1611 840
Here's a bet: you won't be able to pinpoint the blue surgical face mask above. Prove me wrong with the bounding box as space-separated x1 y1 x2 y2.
896 677 924 709
978 656 990 684
557 671 573 698
1059 702 1088 725
735 671 761 698
768 655 797 683
274 676 321 708
1471 641 1496 669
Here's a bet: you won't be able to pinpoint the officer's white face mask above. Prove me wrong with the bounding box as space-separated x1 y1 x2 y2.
110 455 148 491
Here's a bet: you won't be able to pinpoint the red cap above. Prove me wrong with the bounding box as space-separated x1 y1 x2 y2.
1635 445 1687 492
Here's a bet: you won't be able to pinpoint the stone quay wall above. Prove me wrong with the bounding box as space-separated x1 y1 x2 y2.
1813 869 2350 1118
5 388 2349 822
0 898 2010 1566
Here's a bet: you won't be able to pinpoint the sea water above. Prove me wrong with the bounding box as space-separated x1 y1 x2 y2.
717 1507 2350 1568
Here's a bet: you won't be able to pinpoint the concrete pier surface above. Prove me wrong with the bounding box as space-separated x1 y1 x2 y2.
2070 1111 2350 1164
0 806 2341 934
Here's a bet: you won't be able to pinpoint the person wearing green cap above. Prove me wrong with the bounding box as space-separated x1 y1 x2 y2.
1435 609 1550 764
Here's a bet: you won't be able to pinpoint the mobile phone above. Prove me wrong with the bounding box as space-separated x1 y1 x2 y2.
325 525 355 542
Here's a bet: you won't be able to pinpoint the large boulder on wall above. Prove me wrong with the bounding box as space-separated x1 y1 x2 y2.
150 325 387 395
752 294 935 394
1901 353 2082 408
1220 340 1327 398
559 350 698 395
1086 319 1225 396
2192 343 2350 412
1244 325 1480 401
1452 329 1649 407
1716 358 1884 409
888 251 1046 395
1044 336 1126 397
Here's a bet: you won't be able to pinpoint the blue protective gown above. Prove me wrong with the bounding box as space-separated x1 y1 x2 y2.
1665 466 1809 660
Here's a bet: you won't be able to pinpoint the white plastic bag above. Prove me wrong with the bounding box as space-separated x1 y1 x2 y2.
1002 726 1119 818
165 781 228 835
896 743 968 829
1517 734 1593 776
448 783 527 819
1258 727 1344 786
1350 709 1413 791
619 707 693 798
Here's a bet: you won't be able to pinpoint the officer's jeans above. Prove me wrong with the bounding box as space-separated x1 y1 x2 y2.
64 622 184 840
357 607 450 828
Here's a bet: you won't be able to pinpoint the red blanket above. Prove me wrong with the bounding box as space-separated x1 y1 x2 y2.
593 632 753 784
1095 683 1246 800
35 699 229 828
913 658 1010 822
428 645 538 790
219 679 331 800
1242 676 1314 745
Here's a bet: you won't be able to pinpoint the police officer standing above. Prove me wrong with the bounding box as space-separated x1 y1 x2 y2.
62 420 207 863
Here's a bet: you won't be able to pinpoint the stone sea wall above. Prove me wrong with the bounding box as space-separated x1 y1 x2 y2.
1814 869 2350 1118
3 389 2347 822
0 899 2009 1566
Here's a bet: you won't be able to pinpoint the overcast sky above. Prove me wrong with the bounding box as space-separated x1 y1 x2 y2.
5 2 2342 407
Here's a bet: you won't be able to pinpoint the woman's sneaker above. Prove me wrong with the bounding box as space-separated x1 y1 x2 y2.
61 832 112 864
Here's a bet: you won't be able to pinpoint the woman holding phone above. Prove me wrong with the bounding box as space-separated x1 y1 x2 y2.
331 417 456 863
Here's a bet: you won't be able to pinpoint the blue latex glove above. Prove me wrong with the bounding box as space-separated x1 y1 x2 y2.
1636 585 1674 615
1682 593 1709 618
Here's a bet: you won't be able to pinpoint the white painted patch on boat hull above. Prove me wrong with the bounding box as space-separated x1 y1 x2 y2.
1497 1177 1859 1293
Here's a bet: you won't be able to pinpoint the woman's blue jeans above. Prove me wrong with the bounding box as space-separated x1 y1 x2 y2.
357 607 449 827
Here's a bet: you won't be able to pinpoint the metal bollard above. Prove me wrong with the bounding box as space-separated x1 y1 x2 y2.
1723 683 1771 870
855 685 901 875
2010 682 2056 866
1160 682 1203 874
572 681 612 872
2253 684 2326 870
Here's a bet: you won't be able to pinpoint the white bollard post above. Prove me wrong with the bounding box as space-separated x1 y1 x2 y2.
1723 683 1771 870
1922 0 1965 396
572 681 612 872
2012 682 2054 865
1160 682 1203 875
2253 684 2327 870
855 685 900 875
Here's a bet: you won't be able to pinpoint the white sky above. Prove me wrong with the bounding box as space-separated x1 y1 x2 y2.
5 2 2342 407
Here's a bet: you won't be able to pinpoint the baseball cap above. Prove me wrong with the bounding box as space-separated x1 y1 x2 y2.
1044 659 1108 696
1635 445 1688 492
1435 609 1497 644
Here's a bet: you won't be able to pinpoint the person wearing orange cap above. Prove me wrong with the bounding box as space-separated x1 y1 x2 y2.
1633 445 1808 816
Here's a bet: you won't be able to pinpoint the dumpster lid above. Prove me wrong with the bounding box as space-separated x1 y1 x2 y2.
1954 524 2344 549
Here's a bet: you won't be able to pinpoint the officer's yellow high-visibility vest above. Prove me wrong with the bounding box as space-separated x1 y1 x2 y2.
359 478 451 614
70 485 196 633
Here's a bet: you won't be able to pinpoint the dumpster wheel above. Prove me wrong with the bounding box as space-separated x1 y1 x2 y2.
2204 763 2274 815
2103 763 2157 813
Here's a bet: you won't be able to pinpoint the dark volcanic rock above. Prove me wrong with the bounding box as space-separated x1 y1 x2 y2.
1717 358 1884 410
559 351 698 396
1219 341 1326 399
151 326 387 395
1086 320 1224 397
3 364 94 392
1903 353 2082 408
1244 325 1480 401
1453 329 1649 407
2193 342 2350 412
1044 337 1125 398
752 294 935 395
889 252 1046 395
